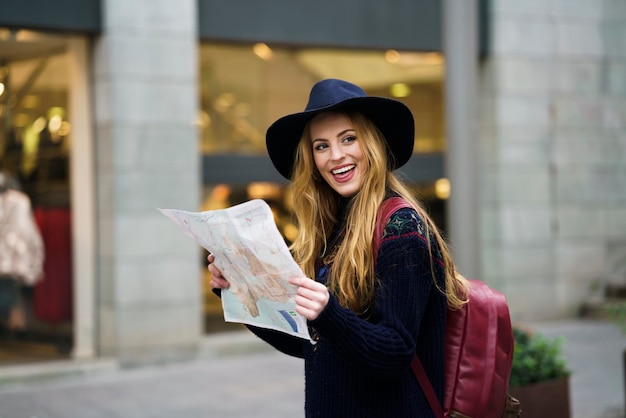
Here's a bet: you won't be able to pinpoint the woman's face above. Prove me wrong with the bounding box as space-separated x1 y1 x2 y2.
309 112 365 198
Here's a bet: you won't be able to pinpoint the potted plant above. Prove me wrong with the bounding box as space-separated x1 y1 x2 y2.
509 327 572 418
604 301 626 334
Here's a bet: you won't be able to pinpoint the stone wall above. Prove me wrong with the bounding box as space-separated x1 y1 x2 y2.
93 0 202 363
481 0 626 319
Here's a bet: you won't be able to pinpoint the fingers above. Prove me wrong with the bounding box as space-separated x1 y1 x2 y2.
289 276 325 291
289 277 329 321
207 254 230 289
207 262 221 278
210 275 230 289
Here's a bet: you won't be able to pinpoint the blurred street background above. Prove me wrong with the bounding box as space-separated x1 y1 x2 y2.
1 0 626 417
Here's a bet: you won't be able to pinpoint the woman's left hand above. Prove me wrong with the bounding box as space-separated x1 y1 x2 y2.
289 277 330 321
207 254 230 290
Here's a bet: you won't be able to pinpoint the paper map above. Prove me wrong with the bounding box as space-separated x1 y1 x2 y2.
159 199 311 341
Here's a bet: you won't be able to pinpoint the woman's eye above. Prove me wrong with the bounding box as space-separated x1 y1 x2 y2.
342 135 356 143
313 143 328 151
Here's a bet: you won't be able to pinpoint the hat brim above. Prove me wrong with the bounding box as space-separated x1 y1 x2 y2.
266 96 415 180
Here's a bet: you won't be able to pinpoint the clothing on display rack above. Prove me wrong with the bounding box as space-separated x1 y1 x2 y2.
0 180 45 329
0 187 45 285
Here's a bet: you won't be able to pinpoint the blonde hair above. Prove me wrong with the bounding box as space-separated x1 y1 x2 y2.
288 110 469 313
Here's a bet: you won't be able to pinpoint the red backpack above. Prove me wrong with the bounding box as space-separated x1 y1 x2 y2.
374 197 521 418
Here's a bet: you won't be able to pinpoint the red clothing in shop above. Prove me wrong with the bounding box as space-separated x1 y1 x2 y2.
34 207 73 323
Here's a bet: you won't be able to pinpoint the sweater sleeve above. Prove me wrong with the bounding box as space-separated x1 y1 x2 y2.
308 207 440 379
245 325 305 358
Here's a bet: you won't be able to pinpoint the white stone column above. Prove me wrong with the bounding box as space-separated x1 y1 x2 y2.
93 0 201 363
68 36 97 359
443 0 481 280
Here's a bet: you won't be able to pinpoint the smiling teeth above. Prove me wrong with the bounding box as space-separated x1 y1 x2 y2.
332 165 355 175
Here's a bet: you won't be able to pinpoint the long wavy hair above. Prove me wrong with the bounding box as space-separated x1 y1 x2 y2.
288 110 469 313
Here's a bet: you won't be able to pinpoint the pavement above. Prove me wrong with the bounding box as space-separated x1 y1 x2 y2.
0 318 624 418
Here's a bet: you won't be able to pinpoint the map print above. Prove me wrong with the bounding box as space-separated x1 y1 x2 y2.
159 200 311 341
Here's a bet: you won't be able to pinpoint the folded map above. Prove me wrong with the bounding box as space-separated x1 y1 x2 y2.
159 199 311 341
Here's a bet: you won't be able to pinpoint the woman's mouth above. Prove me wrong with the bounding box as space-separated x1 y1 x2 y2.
331 164 356 183
331 165 355 175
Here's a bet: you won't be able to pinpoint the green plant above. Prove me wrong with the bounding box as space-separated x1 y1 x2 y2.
604 301 626 335
509 327 571 387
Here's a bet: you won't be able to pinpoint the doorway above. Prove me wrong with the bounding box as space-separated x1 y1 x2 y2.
0 29 95 364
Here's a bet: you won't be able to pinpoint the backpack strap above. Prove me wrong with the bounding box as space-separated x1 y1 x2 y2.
374 197 445 418
373 197 412 266
411 356 445 418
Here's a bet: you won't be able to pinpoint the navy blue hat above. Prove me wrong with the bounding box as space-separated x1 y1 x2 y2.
265 78 415 180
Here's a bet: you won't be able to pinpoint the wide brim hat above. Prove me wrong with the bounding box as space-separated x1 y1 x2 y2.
266 78 415 180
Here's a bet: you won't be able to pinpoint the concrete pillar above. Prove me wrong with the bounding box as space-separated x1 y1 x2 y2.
68 37 97 359
443 0 481 279
93 0 201 364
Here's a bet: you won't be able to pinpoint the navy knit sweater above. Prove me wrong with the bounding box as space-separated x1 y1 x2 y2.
246 204 448 418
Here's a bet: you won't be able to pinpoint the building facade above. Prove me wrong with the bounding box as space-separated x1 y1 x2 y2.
480 0 626 320
0 0 624 366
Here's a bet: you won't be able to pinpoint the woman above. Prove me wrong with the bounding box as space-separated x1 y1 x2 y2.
209 79 469 417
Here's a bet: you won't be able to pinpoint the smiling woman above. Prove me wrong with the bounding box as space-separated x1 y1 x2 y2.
207 78 469 417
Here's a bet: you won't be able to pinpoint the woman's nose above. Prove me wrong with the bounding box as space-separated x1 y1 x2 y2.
330 144 344 160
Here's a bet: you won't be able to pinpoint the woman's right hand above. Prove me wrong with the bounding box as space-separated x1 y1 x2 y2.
207 254 230 289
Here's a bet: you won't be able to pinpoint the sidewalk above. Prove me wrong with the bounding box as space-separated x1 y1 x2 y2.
0 318 624 418
530 319 626 418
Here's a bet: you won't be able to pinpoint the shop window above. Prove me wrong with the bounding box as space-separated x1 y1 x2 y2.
199 43 445 156
0 28 73 363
